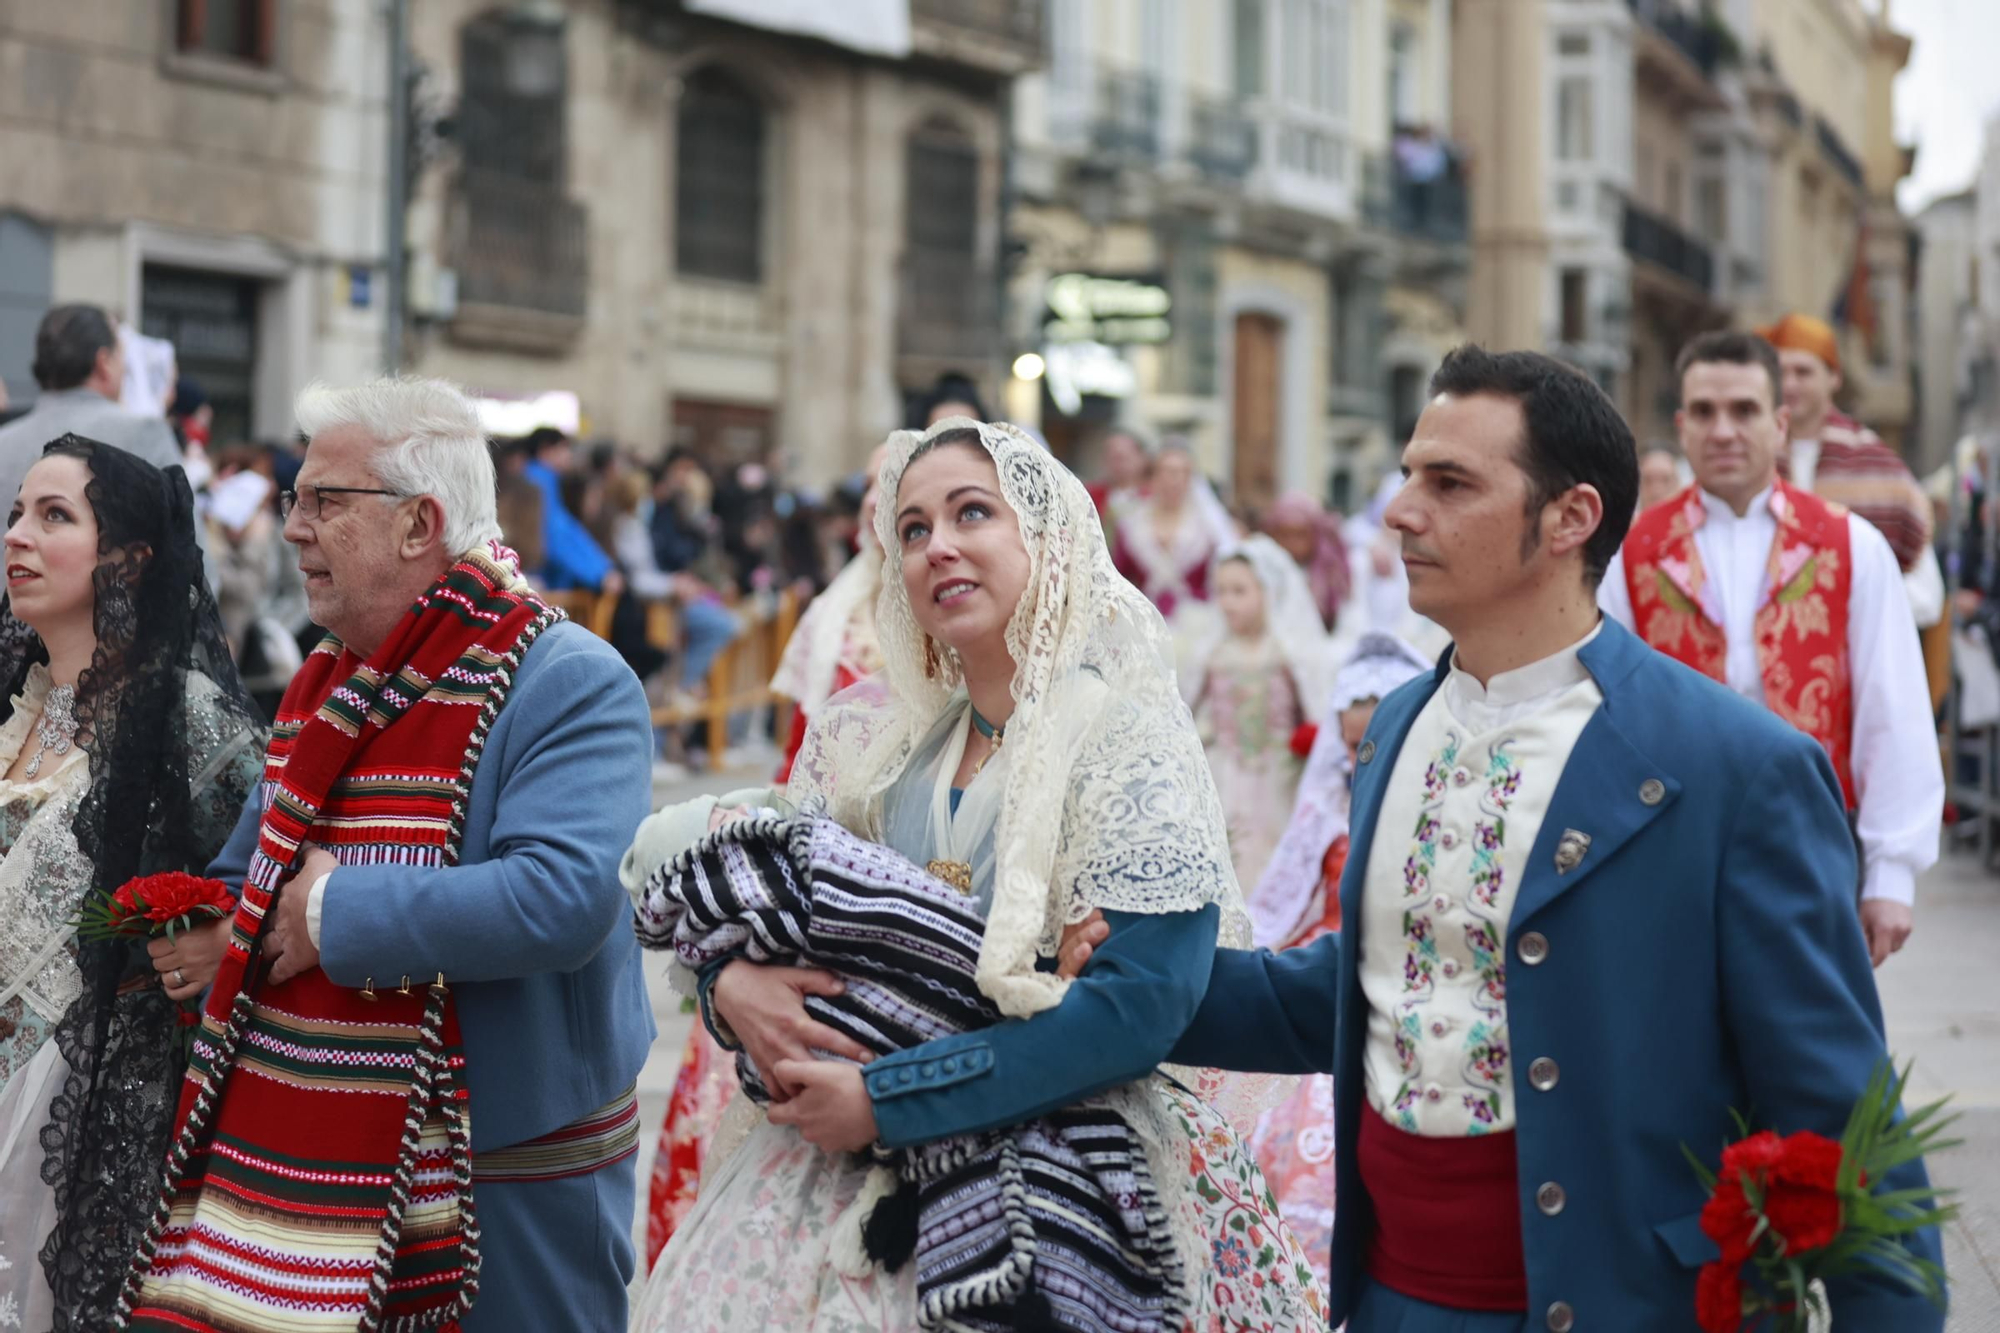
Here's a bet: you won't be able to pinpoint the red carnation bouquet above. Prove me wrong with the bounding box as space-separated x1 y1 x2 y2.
74 871 237 1057
1687 1062 1957 1332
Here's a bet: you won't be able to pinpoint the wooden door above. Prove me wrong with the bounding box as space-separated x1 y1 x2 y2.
1232 311 1284 511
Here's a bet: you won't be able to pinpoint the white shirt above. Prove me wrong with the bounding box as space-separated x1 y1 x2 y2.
1359 625 1604 1136
1792 436 1946 628
1601 487 1942 905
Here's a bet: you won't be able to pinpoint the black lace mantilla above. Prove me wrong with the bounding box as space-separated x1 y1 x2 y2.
0 437 261 1331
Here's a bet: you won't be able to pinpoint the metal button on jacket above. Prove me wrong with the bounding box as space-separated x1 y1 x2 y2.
1546 1301 1575 1332
1528 1057 1559 1091
1358 740 1376 764
1639 778 1666 805
1517 931 1549 966
1536 1182 1566 1215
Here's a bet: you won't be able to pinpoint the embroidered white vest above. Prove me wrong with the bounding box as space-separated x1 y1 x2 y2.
1359 675 1602 1136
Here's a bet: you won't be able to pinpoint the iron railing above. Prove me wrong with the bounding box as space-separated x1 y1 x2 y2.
1089 68 1161 161
898 246 995 363
1622 199 1715 293
1365 149 1469 245
455 170 588 317
1187 91 1256 180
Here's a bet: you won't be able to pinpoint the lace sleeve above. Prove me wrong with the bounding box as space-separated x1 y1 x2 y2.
1052 691 1247 944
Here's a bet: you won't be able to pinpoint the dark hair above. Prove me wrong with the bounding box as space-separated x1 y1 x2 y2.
524 425 570 458
32 304 119 391
1674 330 1783 406
920 373 988 426
1428 345 1638 585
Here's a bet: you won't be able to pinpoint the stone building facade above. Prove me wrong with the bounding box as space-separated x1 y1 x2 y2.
398 0 1036 488
0 0 393 441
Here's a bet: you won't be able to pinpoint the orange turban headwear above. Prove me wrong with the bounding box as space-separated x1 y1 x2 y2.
1756 313 1840 373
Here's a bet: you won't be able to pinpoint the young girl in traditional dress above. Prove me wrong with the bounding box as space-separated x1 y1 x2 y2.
625 418 1324 1333
1187 535 1331 895
1235 632 1434 1293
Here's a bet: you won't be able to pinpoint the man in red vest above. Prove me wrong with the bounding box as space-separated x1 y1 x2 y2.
1600 331 1942 966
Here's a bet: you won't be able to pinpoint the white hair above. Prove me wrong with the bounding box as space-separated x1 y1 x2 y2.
293 376 500 555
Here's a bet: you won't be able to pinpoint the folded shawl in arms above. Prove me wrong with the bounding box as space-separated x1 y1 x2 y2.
633 811 1188 1333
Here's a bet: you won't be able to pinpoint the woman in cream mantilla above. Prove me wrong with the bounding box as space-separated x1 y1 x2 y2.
626 419 1324 1332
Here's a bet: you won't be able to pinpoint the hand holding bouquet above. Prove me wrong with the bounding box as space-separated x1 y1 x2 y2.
75 871 237 1056
1688 1062 1957 1332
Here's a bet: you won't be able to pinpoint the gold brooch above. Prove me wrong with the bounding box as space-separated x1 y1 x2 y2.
927 859 974 894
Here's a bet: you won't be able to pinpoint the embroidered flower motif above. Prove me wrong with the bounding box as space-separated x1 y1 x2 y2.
1213 1233 1253 1278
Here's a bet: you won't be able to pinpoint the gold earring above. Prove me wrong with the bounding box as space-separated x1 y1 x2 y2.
923 636 941 679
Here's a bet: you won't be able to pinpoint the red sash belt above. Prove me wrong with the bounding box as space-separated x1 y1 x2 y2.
1356 1108 1528 1311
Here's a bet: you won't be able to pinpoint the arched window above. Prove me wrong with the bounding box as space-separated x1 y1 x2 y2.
676 67 767 284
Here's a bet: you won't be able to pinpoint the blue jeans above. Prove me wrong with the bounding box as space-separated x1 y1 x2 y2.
679 596 741 689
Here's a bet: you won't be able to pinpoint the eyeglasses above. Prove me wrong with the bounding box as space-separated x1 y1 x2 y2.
278 485 407 521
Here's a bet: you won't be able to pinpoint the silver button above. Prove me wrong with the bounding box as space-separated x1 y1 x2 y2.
1546 1301 1575 1332
1358 741 1376 764
1537 1181 1566 1215
1639 778 1666 806
1529 1057 1560 1091
1517 931 1549 966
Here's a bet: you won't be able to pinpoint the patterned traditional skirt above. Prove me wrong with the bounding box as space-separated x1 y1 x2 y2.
631 1079 1328 1333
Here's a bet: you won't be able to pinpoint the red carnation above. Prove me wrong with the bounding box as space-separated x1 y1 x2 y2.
1289 722 1319 759
128 872 236 924
1764 1179 1841 1255
1695 1260 1744 1333
1700 1173 1758 1264
1720 1130 1784 1178
1772 1131 1843 1191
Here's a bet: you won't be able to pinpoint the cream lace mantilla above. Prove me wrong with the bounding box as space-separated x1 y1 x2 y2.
791 418 1249 1020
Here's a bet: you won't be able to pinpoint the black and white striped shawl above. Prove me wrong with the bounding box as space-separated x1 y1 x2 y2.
634 811 1188 1333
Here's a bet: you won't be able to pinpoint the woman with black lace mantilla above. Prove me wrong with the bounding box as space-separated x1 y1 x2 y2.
0 437 263 1331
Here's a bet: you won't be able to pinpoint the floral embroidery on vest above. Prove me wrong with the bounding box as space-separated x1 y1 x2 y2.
1459 742 1518 1132
1622 482 1857 806
1390 732 1461 1125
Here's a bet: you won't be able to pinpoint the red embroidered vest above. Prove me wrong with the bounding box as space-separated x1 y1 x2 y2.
1622 482 1858 808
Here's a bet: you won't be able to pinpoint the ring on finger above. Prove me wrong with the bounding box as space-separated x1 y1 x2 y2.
173 967 187 987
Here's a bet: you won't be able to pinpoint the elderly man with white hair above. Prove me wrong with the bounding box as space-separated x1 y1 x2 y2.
124 378 655 1333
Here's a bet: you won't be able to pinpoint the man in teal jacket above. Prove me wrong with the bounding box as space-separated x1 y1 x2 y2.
1164 347 1945 1331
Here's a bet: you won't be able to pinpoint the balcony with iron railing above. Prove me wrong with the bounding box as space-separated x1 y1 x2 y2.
450 169 589 350
1186 90 1256 181
1088 68 1161 161
1622 199 1715 295
1625 0 1738 77
1364 146 1469 247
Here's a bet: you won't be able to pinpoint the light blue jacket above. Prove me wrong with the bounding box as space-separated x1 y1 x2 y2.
1171 618 1946 1331
206 621 656 1151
